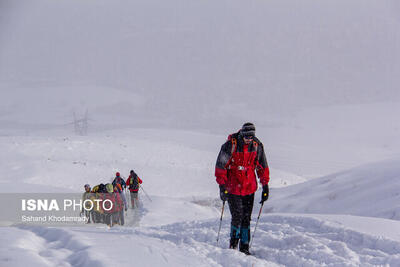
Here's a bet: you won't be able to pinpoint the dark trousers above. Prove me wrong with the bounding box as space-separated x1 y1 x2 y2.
118 210 124 225
228 193 254 245
84 210 91 223
130 191 139 208
104 213 112 226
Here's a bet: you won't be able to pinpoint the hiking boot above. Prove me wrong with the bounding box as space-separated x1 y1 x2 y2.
239 243 251 255
229 238 239 249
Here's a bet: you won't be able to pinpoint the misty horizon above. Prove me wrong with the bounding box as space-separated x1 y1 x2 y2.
1 0 399 132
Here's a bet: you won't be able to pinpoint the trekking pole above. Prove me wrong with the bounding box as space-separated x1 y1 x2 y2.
124 188 129 213
140 185 152 202
125 188 130 209
216 200 226 246
249 202 264 249
122 175 128 208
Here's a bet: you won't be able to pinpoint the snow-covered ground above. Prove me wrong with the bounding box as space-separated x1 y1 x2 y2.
3 212 400 266
1 121 400 266
1 87 400 267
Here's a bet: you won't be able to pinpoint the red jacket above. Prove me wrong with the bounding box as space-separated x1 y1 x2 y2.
114 190 124 212
102 192 123 213
215 132 270 196
126 175 143 192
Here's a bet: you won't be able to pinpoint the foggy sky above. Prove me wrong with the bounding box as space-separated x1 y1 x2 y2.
0 0 399 130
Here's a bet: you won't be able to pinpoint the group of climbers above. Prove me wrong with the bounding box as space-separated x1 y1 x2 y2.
80 169 143 227
78 122 270 255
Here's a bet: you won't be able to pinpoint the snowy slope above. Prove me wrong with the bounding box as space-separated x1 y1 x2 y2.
267 158 400 221
1 130 400 266
0 129 305 195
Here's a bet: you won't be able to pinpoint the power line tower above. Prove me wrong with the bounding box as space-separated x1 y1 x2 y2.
73 109 89 136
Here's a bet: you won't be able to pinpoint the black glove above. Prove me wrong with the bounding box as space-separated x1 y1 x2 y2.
260 184 269 204
219 185 228 202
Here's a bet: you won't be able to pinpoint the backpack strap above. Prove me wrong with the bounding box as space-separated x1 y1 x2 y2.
224 137 237 169
253 140 258 150
252 141 259 165
231 138 237 154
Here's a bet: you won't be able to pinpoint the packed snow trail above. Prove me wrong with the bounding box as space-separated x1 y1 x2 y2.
7 214 398 267
135 215 400 266
1 226 103 267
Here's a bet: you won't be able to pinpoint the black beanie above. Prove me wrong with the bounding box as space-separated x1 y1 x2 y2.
241 122 256 137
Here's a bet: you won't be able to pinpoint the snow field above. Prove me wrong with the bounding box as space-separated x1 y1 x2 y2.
1 126 400 266
4 213 400 267
0 129 302 195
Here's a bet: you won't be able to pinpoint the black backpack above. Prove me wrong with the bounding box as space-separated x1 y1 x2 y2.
129 174 139 190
